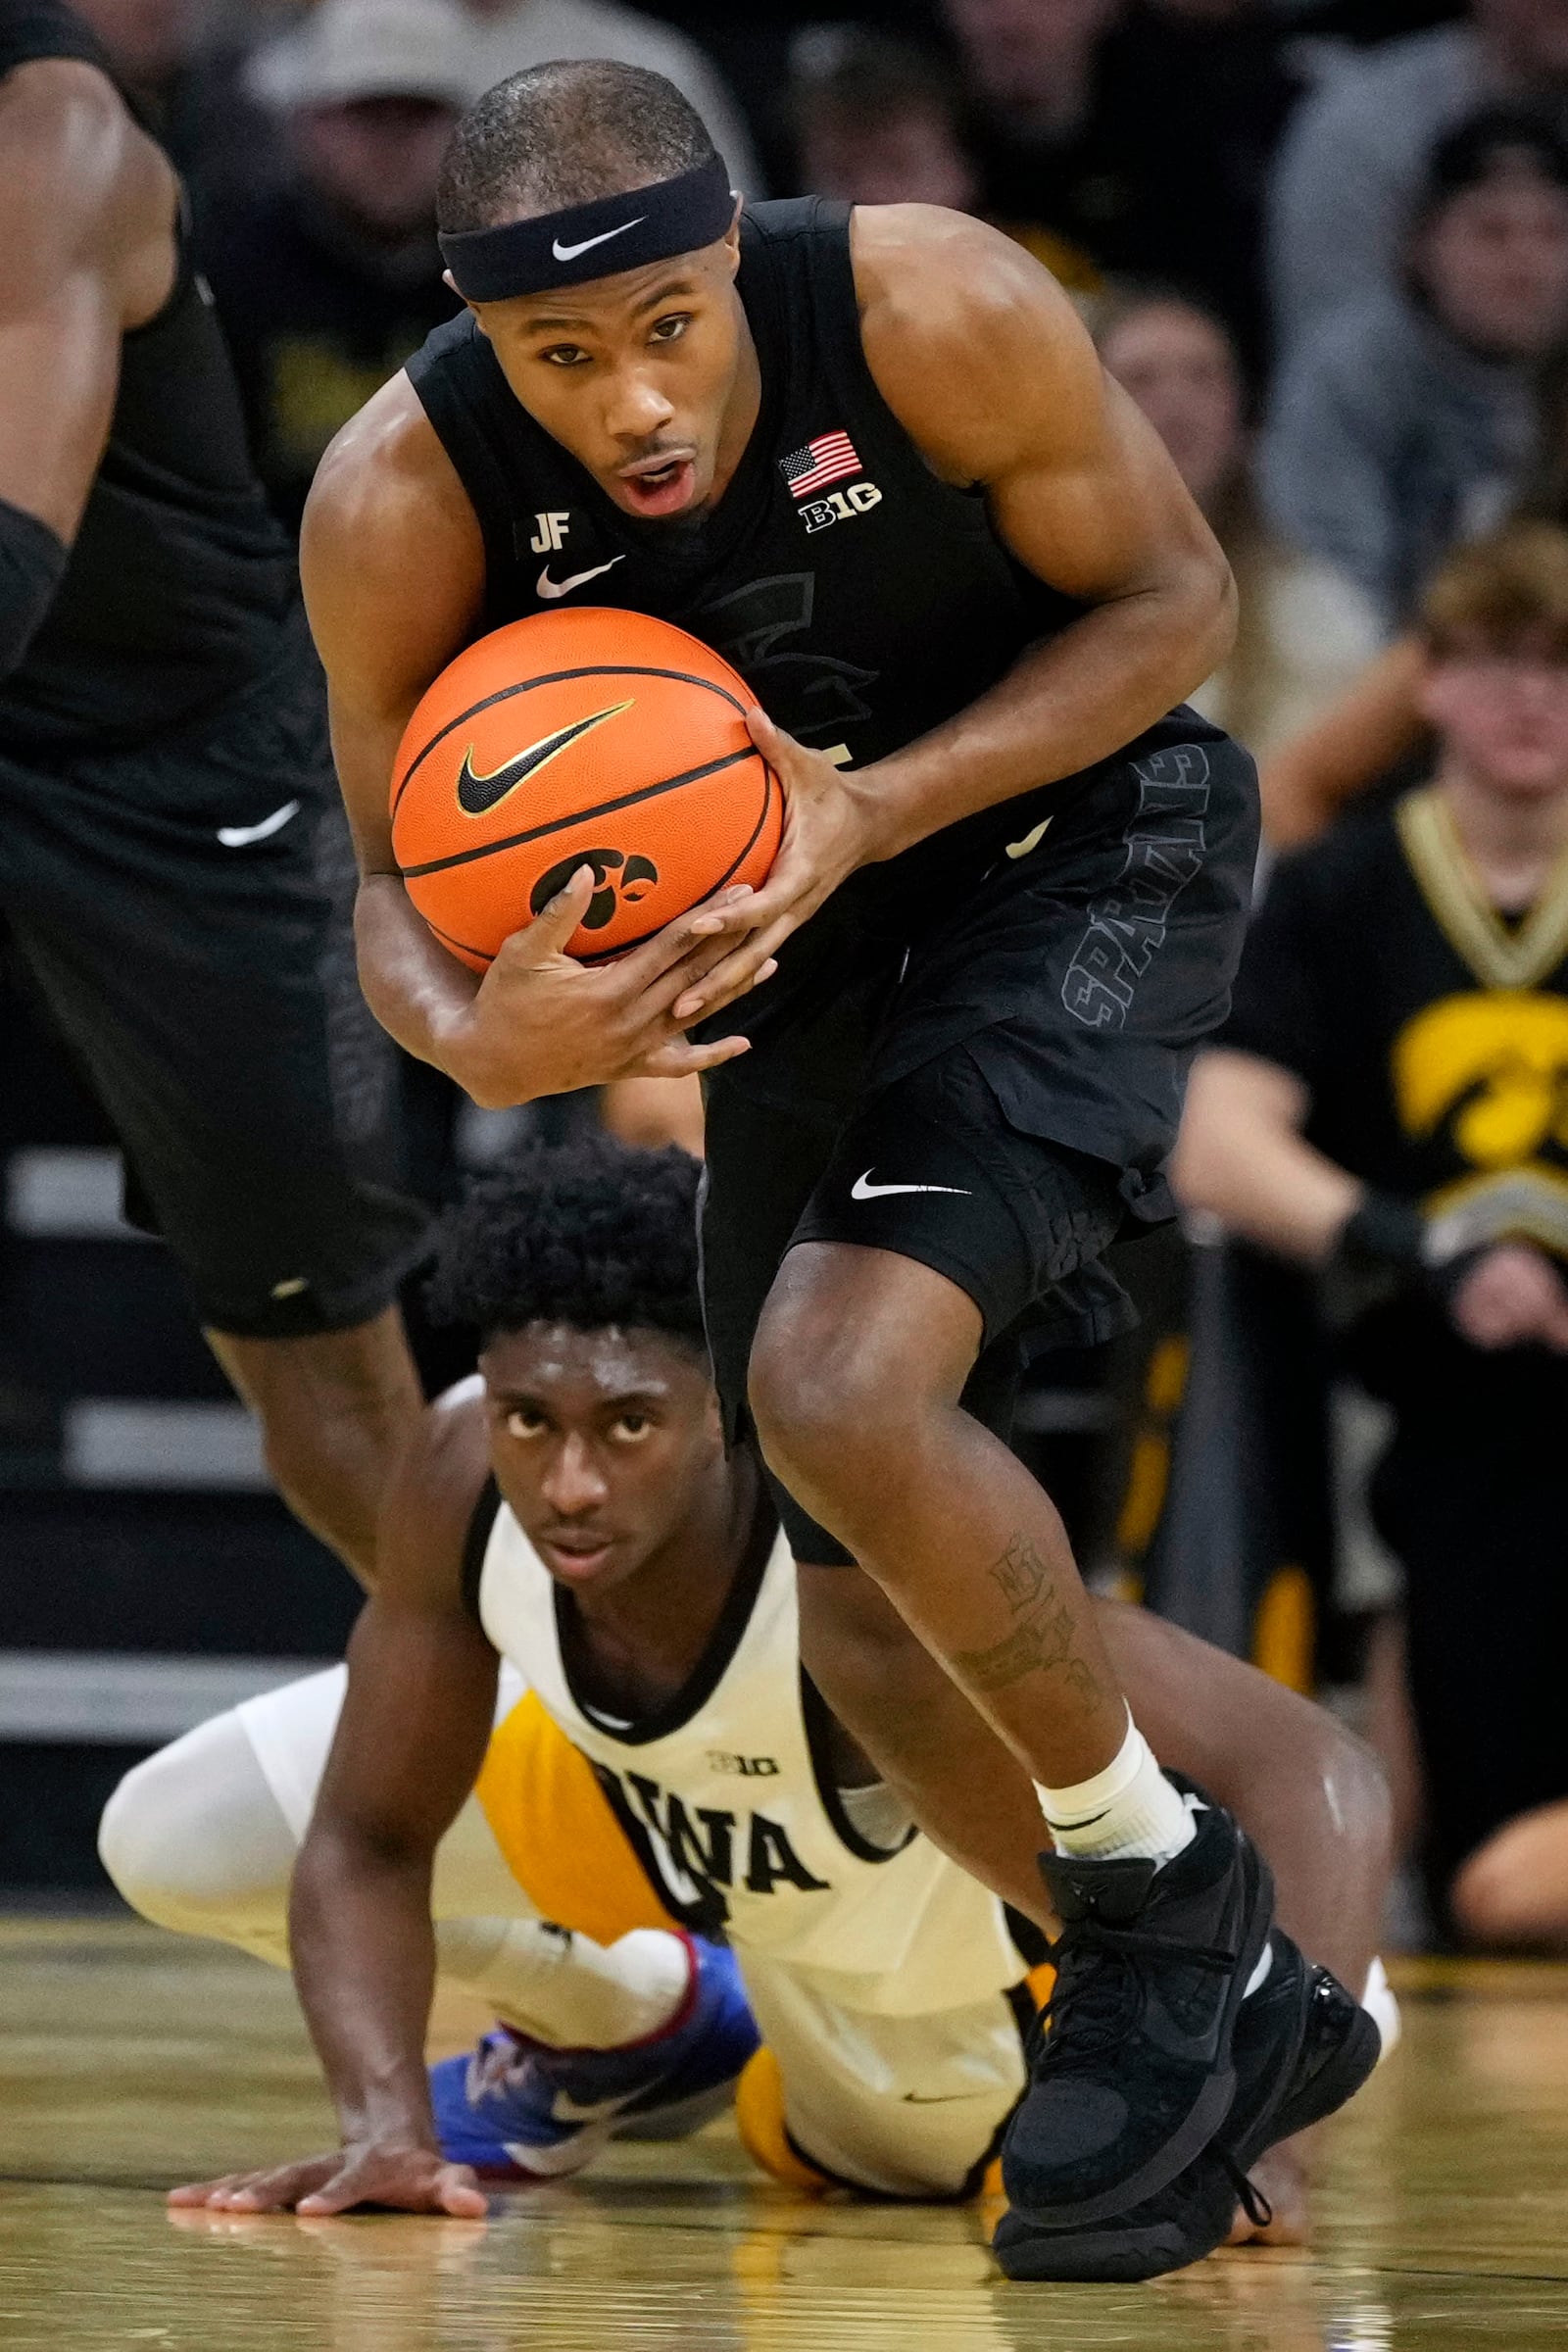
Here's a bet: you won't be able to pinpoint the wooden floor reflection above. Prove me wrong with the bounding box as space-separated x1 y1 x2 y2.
3 1921 1567 2351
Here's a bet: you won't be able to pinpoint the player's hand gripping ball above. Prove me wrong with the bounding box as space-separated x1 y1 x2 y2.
390 608 782 968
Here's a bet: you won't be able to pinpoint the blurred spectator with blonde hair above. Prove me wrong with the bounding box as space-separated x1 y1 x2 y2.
1099 285 1380 759
1175 520 1568 1950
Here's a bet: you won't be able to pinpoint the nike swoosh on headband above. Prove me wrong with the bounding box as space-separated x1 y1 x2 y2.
536 556 625 601
851 1171 972 1200
456 703 633 818
553 218 646 264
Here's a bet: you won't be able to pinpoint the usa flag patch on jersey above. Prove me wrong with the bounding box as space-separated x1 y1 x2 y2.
779 431 863 500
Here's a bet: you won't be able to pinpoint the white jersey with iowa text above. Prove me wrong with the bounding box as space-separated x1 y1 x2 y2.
471 1486 1025 2016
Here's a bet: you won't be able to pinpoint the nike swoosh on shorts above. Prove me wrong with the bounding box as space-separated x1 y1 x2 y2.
553 219 646 263
1005 817 1052 859
217 800 301 848
851 1171 972 1200
536 556 626 601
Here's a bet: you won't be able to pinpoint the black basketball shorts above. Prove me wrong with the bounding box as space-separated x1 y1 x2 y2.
699 713 1259 1565
0 617 428 1341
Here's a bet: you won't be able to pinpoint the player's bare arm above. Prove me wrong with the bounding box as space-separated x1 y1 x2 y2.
170 1384 497 2218
0 57 175 615
679 207 1237 1016
303 381 766 1106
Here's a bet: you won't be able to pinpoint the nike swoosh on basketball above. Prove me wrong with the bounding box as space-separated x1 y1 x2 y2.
216 799 301 848
1005 816 1052 859
456 702 633 817
553 218 645 263
851 1171 972 1200
536 555 626 601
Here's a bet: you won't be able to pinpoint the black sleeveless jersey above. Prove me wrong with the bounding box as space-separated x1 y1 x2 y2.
407 199 1100 944
0 0 297 756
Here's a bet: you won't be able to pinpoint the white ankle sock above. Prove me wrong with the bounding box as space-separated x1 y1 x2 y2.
437 1919 691 2049
1362 1955 1400 2063
1036 1712 1196 1867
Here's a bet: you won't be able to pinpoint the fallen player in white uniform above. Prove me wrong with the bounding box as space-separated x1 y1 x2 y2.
102 1140 1396 2275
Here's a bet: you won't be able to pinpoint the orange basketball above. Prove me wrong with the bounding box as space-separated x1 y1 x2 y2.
390 608 781 969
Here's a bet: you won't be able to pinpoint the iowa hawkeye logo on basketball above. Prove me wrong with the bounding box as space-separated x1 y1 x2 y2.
529 847 660 931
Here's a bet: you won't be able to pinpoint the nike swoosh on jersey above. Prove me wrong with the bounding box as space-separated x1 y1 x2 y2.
553 218 646 263
1005 816 1052 859
216 799 301 848
456 703 633 817
536 555 626 601
851 1171 972 1200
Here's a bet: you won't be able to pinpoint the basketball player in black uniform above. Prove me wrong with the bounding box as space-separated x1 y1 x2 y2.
304 63 1379 2269
0 2 427 1581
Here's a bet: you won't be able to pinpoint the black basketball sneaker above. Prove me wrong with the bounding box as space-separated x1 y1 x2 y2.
993 1930 1384 2281
1000 1778 1274 2226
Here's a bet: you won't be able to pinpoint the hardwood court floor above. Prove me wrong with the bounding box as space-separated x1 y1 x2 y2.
2 1920 1567 2352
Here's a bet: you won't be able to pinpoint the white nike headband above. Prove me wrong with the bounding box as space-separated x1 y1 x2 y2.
439 157 737 303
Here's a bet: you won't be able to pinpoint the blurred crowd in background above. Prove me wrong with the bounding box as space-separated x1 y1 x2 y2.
13 0 1568 1952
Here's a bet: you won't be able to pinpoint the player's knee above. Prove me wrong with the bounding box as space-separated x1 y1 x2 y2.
749 1296 919 1514
99 1752 214 1933
98 1725 294 1943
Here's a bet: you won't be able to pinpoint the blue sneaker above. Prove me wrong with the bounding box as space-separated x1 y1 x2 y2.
429 1933 760 2180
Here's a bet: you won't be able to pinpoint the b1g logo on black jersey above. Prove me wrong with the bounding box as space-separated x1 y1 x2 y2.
779 429 884 534
799 482 884 535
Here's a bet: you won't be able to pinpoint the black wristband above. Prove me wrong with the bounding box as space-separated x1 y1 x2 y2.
1334 1190 1481 1309
1337 1192 1428 1278
0 495 68 683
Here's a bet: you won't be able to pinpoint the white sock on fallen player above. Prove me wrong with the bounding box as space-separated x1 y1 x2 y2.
1036 1709 1197 1869
436 1918 690 2050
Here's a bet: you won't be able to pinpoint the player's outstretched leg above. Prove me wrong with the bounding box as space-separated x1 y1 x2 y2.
428 1934 760 2179
752 1242 1276 2223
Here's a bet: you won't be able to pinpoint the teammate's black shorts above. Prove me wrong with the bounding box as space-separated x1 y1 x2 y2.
0 612 427 1341
700 711 1259 1565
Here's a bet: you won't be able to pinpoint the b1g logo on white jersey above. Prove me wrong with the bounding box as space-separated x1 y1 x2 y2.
799 482 884 535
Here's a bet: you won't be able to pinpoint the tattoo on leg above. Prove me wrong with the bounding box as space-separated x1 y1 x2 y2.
988 1533 1050 1616
958 1571 1104 1702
